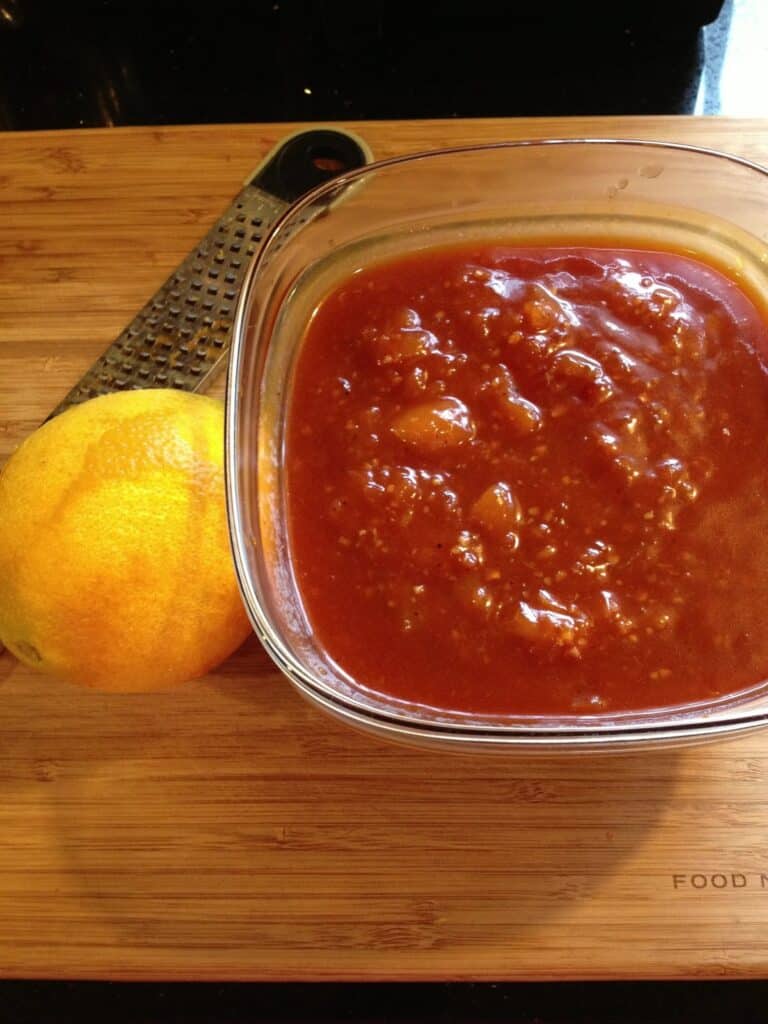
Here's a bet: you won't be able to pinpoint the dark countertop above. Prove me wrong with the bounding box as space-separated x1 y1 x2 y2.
0 0 759 129
2 0 768 1020
4 980 768 1023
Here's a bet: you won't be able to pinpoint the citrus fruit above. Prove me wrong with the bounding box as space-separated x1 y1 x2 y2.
0 389 252 691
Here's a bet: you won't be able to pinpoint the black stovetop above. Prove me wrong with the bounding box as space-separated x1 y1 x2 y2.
0 0 742 130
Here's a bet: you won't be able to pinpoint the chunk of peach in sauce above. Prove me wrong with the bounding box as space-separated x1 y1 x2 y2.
506 590 592 653
369 308 441 366
550 348 614 402
391 397 476 451
485 365 542 436
471 482 522 541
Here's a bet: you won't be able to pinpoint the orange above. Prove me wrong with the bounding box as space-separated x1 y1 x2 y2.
0 389 252 691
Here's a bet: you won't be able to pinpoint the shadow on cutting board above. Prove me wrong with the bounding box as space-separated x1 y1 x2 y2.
0 636 681 968
0 647 16 686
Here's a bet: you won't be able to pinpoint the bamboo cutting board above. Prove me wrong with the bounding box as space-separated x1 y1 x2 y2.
3 117 768 981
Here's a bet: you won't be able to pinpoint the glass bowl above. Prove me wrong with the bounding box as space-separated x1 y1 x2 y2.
226 139 768 752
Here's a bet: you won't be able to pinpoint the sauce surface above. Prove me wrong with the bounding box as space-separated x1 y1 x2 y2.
286 245 768 716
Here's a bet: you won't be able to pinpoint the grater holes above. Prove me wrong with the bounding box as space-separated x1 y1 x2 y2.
66 192 281 405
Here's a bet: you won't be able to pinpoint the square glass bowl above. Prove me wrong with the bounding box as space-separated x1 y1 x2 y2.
226 139 768 752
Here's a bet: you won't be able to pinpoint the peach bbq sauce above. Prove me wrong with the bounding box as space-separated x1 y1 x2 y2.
286 244 768 715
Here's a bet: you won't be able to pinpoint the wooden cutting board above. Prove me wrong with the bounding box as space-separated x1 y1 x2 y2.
3 117 768 981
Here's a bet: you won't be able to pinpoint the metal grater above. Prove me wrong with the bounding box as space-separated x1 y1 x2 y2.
48 129 371 419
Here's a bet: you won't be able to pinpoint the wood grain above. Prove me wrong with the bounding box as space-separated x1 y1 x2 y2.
3 117 768 981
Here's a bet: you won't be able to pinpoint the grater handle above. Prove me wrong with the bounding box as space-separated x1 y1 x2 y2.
48 129 371 420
